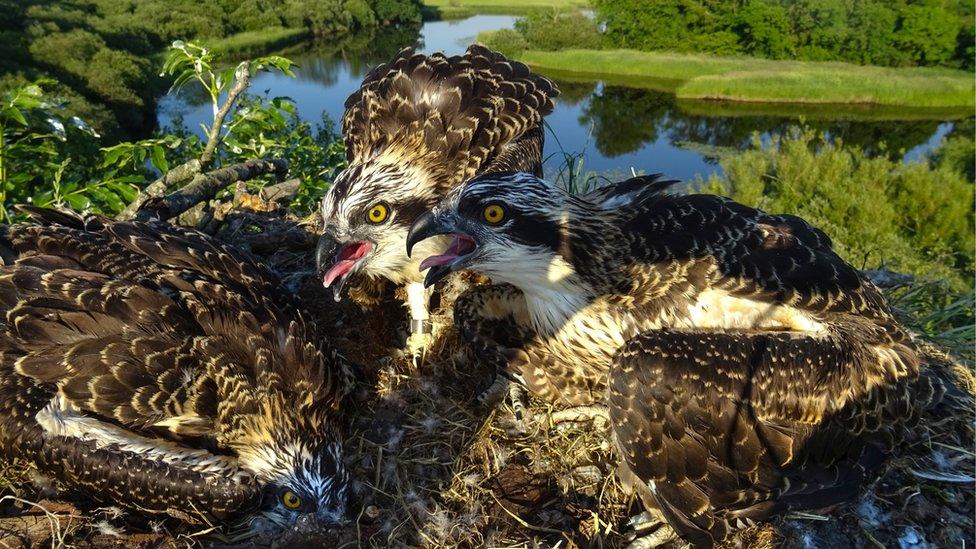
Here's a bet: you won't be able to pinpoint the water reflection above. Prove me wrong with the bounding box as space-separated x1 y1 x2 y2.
578 83 952 160
157 15 969 182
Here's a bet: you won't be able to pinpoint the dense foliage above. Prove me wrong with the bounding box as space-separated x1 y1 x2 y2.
0 0 421 139
0 44 345 222
700 129 975 290
481 10 600 55
594 0 975 70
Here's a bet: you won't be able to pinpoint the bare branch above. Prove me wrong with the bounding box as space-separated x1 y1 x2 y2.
135 158 288 222
117 159 201 220
199 62 250 169
259 178 301 204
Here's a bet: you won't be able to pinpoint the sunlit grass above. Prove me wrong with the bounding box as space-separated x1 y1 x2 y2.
423 0 588 17
208 27 310 58
518 49 975 108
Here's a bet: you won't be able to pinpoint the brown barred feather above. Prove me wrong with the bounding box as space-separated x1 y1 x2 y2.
0 208 353 520
439 172 948 547
342 44 557 190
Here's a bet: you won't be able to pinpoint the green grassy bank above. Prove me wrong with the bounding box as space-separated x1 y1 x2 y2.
514 49 975 109
422 0 588 18
208 27 312 59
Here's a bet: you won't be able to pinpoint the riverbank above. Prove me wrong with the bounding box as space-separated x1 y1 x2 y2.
512 48 975 109
208 27 312 59
422 0 587 18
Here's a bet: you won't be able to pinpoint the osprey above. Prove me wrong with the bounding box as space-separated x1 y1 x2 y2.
316 45 557 344
406 172 945 547
0 208 353 531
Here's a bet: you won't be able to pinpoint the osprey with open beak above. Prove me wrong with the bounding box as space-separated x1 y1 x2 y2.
407 171 946 547
316 45 557 351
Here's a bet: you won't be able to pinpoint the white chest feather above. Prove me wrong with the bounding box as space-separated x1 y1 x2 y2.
525 288 827 355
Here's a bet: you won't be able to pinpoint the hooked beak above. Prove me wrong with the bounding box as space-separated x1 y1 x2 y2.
406 211 478 288
316 232 373 302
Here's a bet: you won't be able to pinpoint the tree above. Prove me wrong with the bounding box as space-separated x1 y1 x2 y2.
894 4 961 66
732 1 794 59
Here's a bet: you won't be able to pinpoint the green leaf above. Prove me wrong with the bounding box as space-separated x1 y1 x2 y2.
149 145 169 173
65 194 91 211
100 145 129 168
3 107 27 127
107 180 139 203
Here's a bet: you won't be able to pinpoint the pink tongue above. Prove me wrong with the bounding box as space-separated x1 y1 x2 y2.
323 260 356 287
420 254 456 270
322 241 373 288
420 235 472 271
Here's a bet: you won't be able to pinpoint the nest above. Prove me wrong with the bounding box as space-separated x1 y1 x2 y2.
0 206 973 548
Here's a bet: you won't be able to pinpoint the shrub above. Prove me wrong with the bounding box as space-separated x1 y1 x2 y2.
512 10 601 52
370 0 422 25
593 0 975 69
283 0 377 35
731 0 794 59
699 129 974 289
478 29 529 57
4 0 412 141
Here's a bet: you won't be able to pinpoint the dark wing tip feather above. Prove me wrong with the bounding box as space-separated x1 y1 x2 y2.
585 173 681 207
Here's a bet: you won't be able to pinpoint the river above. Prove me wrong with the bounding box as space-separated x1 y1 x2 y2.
157 14 967 183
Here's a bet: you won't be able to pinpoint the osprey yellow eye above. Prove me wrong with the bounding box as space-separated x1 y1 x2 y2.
483 204 505 224
281 490 302 510
366 203 389 224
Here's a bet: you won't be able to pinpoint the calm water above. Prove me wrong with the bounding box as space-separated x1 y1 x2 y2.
157 15 965 183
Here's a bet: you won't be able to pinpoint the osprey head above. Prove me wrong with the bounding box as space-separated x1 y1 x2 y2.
317 160 447 300
245 437 349 533
406 172 577 292
234 394 351 533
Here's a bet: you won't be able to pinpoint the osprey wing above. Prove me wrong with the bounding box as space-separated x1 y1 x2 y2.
0 210 352 517
342 45 558 189
609 329 943 547
613 193 891 317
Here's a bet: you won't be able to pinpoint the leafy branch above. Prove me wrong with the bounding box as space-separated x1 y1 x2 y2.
119 41 297 220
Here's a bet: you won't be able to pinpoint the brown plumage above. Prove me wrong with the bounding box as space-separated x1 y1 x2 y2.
406 172 947 547
317 46 558 339
342 44 555 191
0 207 353 529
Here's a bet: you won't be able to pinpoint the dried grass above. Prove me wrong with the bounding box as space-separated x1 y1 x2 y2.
0 250 972 548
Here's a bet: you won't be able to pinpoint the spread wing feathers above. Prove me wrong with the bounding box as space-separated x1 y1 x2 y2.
342 44 558 189
0 209 352 440
0 367 257 517
609 329 943 547
609 193 891 316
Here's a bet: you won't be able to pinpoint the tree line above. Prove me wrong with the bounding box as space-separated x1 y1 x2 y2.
594 0 974 70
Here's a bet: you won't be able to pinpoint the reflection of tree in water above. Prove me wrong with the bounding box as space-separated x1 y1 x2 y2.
579 86 671 157
549 79 597 106
292 25 422 87
581 85 950 159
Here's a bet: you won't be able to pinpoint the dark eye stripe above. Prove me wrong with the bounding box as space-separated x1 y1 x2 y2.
390 198 433 228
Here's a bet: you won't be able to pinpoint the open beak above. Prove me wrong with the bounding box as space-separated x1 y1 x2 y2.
316 234 373 301
406 211 478 288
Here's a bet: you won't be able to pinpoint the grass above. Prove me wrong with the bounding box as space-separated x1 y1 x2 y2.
208 27 311 59
515 49 976 109
422 0 589 18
